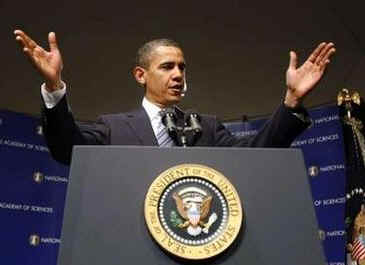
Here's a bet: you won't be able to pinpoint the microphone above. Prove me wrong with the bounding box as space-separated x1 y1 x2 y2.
181 77 187 97
161 108 178 138
185 110 202 135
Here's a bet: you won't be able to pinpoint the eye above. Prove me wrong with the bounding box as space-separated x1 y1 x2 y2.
179 63 186 72
160 63 174 70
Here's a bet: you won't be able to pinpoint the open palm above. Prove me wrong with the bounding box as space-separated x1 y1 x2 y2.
285 42 335 108
14 30 63 91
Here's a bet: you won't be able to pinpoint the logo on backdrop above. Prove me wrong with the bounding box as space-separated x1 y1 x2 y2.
319 229 326 241
33 172 44 183
36 125 43 135
144 164 243 260
308 166 319 177
29 234 40 246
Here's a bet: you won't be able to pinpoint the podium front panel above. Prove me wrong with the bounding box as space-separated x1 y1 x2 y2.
57 146 325 265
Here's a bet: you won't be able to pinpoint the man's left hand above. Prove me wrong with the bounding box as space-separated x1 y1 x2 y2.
285 42 336 108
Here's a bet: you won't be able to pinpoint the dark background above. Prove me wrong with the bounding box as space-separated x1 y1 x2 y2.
1 0 364 120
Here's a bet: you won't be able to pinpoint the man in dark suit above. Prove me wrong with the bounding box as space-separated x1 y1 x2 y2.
14 30 335 165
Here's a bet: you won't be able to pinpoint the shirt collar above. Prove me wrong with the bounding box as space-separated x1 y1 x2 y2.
142 97 185 121
142 97 163 122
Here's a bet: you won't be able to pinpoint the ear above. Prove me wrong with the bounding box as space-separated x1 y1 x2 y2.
133 66 147 86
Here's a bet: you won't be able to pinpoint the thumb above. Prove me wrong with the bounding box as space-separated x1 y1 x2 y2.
288 51 297 70
48 32 59 52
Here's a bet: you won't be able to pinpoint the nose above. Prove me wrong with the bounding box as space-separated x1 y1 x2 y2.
172 66 184 82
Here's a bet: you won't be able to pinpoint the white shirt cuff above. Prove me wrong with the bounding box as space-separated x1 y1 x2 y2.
41 82 66 109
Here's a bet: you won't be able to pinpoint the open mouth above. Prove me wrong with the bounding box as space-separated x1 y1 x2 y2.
170 85 183 94
171 85 183 90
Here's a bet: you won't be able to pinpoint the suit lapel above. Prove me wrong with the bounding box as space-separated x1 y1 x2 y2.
125 108 158 146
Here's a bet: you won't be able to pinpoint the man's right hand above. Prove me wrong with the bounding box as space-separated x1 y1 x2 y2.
14 30 64 92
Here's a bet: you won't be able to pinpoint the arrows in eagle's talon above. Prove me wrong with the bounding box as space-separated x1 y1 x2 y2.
203 213 218 234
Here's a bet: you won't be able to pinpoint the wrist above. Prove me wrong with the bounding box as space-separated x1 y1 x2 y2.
45 79 63 92
284 89 302 109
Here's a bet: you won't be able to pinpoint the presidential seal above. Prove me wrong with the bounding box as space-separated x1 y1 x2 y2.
144 164 243 260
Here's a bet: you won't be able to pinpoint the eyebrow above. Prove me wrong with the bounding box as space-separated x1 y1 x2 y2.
160 61 174 66
159 61 186 67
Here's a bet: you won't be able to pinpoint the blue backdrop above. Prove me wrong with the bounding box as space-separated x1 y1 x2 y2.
0 110 69 265
0 105 345 265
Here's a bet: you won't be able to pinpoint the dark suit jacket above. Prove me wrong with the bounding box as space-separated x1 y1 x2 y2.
42 96 310 165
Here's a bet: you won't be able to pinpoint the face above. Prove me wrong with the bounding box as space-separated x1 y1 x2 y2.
134 46 186 108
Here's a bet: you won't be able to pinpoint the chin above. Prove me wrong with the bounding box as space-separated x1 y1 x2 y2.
172 96 183 104
169 93 183 101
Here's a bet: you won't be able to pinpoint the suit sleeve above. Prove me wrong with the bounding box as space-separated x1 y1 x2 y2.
213 103 311 148
41 95 110 165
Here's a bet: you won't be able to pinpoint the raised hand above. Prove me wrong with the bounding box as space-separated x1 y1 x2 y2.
14 30 64 92
285 42 336 108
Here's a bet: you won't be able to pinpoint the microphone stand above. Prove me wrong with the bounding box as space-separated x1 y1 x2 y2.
162 110 202 147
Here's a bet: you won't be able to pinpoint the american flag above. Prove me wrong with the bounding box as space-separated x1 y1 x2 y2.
352 237 365 261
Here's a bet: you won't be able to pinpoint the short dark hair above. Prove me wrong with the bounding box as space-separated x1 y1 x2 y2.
135 38 181 69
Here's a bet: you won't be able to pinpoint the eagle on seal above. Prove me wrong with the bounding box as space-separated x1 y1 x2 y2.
172 190 213 236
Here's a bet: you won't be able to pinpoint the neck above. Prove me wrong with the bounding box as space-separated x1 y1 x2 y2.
144 97 174 109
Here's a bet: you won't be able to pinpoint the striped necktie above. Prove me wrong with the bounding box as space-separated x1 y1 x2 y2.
156 112 174 147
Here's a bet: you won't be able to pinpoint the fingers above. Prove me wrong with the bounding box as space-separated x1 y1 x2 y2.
14 29 38 50
306 42 336 70
48 32 59 52
288 51 298 70
14 29 46 68
314 42 335 66
320 45 336 70
307 42 327 64
14 31 30 51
